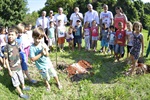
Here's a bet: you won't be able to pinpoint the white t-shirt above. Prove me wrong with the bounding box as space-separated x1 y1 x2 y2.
126 31 134 46
36 17 49 29
26 30 33 45
66 32 74 39
70 12 83 27
47 16 54 22
0 34 6 47
57 26 66 38
84 28 90 36
84 10 99 26
100 11 113 27
54 14 68 26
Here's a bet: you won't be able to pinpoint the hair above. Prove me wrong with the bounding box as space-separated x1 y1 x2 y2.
8 26 18 34
58 20 62 23
133 21 143 32
32 27 45 38
115 6 123 13
118 22 123 25
127 21 133 29
103 4 108 8
16 23 25 33
109 25 115 29
49 21 54 25
0 27 6 33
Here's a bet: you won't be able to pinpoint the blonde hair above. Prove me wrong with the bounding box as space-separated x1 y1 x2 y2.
32 27 45 38
133 21 143 32
8 27 18 34
127 21 133 30
16 23 25 33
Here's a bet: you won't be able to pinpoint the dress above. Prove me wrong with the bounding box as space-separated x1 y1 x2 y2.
130 33 142 60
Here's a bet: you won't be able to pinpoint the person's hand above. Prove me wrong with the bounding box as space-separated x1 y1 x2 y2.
9 71 13 77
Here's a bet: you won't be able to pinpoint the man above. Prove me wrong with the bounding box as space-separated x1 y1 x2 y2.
99 4 113 28
54 7 68 26
84 4 99 27
35 11 49 45
70 7 83 28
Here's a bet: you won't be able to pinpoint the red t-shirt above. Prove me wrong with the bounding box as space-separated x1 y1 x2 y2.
90 26 98 36
114 17 127 30
115 29 126 46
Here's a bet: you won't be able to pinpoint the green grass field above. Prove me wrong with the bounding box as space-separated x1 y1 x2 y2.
0 30 150 100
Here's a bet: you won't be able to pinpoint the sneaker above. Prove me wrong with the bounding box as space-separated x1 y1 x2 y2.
30 80 37 84
20 94 29 99
23 86 30 91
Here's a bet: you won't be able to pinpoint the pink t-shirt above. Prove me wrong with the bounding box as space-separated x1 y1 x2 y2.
91 26 98 36
84 28 90 36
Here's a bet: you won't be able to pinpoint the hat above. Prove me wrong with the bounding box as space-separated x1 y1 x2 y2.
49 10 53 13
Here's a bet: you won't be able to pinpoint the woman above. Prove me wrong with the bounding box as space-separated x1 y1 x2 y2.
114 6 128 30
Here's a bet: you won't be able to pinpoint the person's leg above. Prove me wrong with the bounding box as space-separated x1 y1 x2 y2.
45 80 51 90
146 41 150 57
54 76 62 89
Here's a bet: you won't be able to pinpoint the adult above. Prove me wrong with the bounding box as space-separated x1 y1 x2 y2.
99 4 113 28
84 4 99 27
114 6 128 30
54 7 68 26
70 7 83 27
35 11 49 45
47 10 54 22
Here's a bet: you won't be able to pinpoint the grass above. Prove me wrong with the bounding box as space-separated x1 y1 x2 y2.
0 29 150 100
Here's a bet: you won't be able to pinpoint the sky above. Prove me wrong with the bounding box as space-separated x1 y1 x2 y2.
27 0 150 13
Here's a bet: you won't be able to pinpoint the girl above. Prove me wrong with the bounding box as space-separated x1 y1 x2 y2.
48 21 56 51
56 20 66 52
0 27 7 69
91 20 99 52
100 23 109 54
83 21 90 51
66 27 74 51
126 21 133 63
129 22 144 75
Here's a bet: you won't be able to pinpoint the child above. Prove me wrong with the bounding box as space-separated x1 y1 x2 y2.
30 27 62 90
129 22 144 75
126 21 133 63
4 27 30 99
100 23 109 54
56 20 66 52
26 24 33 45
114 22 126 62
74 19 82 50
83 21 90 51
48 21 56 51
108 25 116 56
91 20 99 52
0 27 7 69
16 23 37 84
66 27 74 51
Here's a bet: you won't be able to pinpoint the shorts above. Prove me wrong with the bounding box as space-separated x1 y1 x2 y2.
127 45 132 53
39 67 57 81
20 51 28 71
109 44 115 51
74 37 82 44
58 37 65 44
101 40 109 47
92 36 98 41
66 38 73 42
115 44 124 54
48 38 55 46
11 70 24 87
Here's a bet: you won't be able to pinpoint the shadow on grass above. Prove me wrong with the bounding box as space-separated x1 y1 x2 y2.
0 69 15 92
56 47 128 84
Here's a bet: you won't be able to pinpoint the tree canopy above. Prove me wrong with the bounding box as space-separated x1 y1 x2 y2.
0 0 28 27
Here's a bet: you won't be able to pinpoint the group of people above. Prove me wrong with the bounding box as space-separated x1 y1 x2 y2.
0 3 149 99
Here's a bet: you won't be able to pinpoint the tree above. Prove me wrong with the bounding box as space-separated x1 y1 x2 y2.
0 0 28 27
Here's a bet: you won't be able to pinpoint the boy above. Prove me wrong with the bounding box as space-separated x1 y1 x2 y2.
4 27 30 99
74 19 82 50
114 22 126 62
30 27 62 91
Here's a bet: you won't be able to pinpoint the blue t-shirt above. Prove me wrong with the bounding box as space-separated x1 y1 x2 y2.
30 43 51 70
74 25 82 37
109 31 116 45
101 29 109 41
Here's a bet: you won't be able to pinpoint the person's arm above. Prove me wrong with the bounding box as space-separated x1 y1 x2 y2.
77 13 83 21
110 12 114 26
30 52 43 62
84 13 87 25
141 34 144 57
5 58 12 76
64 15 68 25
70 14 73 27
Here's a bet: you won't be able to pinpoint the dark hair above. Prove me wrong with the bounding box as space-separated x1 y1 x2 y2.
0 27 6 33
32 27 45 38
8 27 18 34
109 25 115 29
49 21 54 24
115 6 123 13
